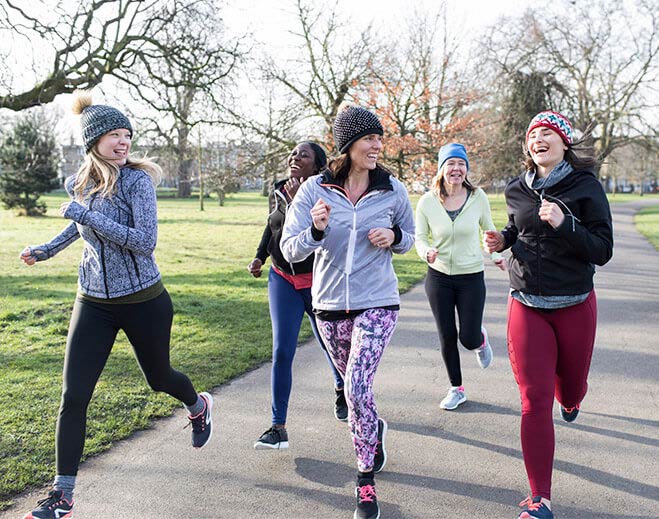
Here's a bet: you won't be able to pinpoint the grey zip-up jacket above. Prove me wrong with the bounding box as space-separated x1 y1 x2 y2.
30 167 161 298
281 169 415 312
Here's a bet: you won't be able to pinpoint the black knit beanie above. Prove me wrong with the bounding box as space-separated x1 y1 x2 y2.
80 104 133 153
332 105 384 154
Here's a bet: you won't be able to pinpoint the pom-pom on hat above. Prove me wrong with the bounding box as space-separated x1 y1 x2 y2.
526 111 573 145
437 143 469 172
332 104 383 154
72 90 133 153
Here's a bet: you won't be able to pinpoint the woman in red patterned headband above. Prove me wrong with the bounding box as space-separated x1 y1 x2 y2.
484 111 613 519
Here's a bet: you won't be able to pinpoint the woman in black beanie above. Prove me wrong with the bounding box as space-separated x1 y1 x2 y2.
247 141 347 451
281 105 415 519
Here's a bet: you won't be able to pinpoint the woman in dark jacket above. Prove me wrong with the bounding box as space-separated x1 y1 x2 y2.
247 141 345 450
484 111 613 519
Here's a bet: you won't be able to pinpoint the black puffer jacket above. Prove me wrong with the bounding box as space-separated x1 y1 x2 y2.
254 178 314 276
501 168 613 296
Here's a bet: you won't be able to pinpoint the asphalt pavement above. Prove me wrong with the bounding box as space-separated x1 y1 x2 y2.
2 200 658 519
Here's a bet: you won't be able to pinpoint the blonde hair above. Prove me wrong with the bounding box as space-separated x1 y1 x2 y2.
71 90 161 199
73 151 162 200
431 163 475 202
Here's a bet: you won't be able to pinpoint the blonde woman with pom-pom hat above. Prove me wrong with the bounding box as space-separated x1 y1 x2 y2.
18 91 214 519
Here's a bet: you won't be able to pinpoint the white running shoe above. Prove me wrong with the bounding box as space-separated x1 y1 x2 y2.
476 326 493 369
440 386 466 410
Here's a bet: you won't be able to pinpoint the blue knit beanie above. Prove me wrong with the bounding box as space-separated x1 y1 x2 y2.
437 143 469 171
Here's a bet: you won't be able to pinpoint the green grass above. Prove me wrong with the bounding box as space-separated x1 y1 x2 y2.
1 188 654 508
0 190 434 509
635 204 659 251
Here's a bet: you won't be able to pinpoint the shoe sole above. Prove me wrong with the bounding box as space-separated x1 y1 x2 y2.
193 392 213 449
353 506 380 519
374 418 387 473
254 441 289 450
439 394 467 410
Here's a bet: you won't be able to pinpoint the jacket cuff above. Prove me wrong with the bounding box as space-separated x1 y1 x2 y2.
391 225 402 245
311 225 326 241
64 201 88 224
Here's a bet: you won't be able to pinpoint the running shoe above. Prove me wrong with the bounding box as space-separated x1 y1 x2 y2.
354 478 379 519
335 388 348 422
254 426 289 449
560 403 580 423
23 489 73 519
518 496 554 519
476 326 493 369
373 418 388 473
188 392 213 448
440 386 466 410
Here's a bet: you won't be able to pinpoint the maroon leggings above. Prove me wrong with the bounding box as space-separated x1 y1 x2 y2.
507 291 597 499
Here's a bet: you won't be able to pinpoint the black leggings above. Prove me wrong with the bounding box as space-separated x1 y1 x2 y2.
424 269 486 387
56 289 198 475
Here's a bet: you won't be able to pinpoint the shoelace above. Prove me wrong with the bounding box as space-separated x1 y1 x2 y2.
37 490 67 510
184 403 208 432
358 484 376 503
518 496 543 511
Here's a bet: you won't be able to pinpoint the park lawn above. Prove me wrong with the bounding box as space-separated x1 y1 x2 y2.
635 204 659 251
2 188 651 507
0 190 439 509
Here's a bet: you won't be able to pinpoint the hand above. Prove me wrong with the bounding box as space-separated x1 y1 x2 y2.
538 200 565 229
368 227 394 249
60 201 71 217
247 258 263 278
19 247 41 266
283 177 301 200
483 230 504 254
426 248 438 263
494 258 507 271
310 199 331 231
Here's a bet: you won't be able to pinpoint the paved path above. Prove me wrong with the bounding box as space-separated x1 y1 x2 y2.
3 201 658 519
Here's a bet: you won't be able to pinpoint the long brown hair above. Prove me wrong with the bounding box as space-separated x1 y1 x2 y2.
524 132 599 172
327 154 392 184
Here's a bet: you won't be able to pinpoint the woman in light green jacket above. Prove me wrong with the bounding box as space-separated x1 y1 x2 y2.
415 143 505 410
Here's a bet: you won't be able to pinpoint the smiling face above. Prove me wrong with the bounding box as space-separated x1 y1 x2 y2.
287 143 317 180
348 133 382 173
96 128 132 166
527 126 568 176
441 158 468 188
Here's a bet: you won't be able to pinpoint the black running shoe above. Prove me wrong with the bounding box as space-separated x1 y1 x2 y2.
560 403 580 423
187 392 213 448
354 478 379 519
335 388 348 422
254 426 289 449
373 418 388 473
23 489 73 519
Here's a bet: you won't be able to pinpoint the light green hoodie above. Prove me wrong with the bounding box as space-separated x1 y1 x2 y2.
415 187 501 275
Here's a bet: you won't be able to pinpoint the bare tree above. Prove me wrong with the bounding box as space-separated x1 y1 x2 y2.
122 0 243 197
480 0 659 174
0 0 217 111
364 4 482 184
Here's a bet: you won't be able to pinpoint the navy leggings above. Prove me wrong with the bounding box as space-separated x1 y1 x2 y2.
424 268 486 387
268 268 343 425
57 289 198 475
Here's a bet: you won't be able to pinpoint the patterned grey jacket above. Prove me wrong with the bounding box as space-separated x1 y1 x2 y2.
31 167 161 298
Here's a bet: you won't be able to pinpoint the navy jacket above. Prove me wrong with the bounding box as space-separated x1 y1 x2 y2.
501 168 613 296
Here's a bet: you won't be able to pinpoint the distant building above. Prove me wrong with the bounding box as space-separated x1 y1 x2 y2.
60 142 84 187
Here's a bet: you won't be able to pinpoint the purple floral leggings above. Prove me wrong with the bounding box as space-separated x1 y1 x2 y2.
316 308 399 471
